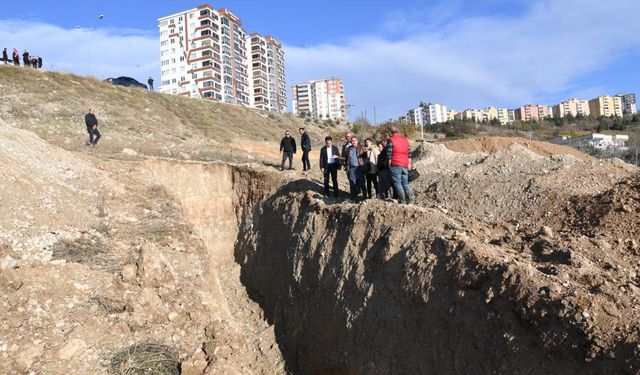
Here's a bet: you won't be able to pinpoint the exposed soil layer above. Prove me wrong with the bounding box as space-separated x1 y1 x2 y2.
442 136 592 160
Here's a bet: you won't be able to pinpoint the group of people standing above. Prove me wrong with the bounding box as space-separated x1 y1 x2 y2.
2 48 43 69
280 127 413 204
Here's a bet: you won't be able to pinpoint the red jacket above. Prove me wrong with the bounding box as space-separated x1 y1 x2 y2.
389 133 410 168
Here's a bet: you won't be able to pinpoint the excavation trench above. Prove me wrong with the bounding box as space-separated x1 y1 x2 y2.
147 159 634 375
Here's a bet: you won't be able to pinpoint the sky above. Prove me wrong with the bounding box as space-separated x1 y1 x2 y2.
1 0 639 121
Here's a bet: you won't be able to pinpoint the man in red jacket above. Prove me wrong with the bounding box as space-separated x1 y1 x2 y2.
385 126 413 204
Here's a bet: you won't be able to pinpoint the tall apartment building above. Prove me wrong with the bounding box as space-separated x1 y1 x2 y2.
515 105 538 122
552 98 590 118
406 108 424 126
157 5 286 111
538 105 554 119
420 102 448 125
589 96 623 117
615 93 637 114
247 33 287 112
447 110 458 122
456 109 486 123
481 107 512 124
292 78 346 121
496 108 511 124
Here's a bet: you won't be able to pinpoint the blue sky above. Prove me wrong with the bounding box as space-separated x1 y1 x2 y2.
1 0 639 121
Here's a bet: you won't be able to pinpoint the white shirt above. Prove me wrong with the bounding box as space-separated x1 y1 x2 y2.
326 146 335 164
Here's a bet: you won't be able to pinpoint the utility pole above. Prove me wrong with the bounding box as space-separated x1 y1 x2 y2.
373 106 377 126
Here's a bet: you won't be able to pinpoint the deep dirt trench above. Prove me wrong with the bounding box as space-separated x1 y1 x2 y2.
147 160 639 375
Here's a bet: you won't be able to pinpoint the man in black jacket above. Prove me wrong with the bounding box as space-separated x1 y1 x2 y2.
299 127 311 171
2 48 7 64
84 109 101 147
22 50 30 67
148 76 154 91
279 130 296 170
319 136 340 197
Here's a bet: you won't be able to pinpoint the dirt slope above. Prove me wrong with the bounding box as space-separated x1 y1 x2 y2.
443 136 591 160
0 64 337 164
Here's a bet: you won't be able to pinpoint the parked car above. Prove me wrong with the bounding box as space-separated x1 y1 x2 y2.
105 76 147 89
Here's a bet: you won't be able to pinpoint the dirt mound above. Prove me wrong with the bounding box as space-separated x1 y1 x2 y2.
443 136 591 160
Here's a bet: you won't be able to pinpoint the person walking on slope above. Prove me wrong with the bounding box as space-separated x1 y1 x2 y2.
319 136 341 198
148 76 154 91
22 50 30 67
2 48 8 64
279 130 297 171
386 126 413 204
12 49 20 66
299 127 311 171
37 56 43 69
84 109 102 147
363 138 380 199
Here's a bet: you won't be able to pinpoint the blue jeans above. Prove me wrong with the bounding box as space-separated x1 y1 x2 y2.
348 166 366 200
390 166 412 203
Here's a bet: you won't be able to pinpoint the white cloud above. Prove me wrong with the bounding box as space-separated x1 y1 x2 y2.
285 0 640 121
0 20 158 84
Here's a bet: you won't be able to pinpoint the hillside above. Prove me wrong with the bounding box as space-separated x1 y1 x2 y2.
0 65 334 164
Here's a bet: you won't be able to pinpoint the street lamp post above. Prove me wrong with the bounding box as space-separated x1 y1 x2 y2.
76 15 104 77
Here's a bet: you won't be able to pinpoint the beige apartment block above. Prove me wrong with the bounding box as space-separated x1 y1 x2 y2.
157 4 285 111
589 96 623 117
292 78 347 121
247 33 287 112
552 98 590 118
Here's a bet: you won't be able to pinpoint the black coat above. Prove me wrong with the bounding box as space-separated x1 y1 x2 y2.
2 50 7 60
85 113 98 127
280 136 297 153
301 132 311 151
319 145 340 170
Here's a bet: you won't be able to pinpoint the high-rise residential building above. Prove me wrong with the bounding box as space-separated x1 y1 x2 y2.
291 83 313 116
457 109 485 123
447 110 458 122
589 96 623 117
406 108 424 126
482 107 499 121
508 109 516 123
157 5 285 111
538 105 554 119
419 102 448 125
515 105 537 122
552 98 590 118
292 78 346 121
496 108 511 124
247 33 287 112
615 93 637 114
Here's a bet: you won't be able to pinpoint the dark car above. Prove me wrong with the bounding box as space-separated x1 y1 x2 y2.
105 76 147 89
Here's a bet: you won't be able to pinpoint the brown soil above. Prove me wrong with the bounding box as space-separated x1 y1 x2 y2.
443 136 592 160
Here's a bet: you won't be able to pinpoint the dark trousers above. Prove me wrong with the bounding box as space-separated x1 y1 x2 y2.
149 83 154 91
348 166 366 200
302 149 311 171
13 58 19 66
323 164 339 197
377 169 392 198
87 126 101 145
281 152 293 170
365 173 379 199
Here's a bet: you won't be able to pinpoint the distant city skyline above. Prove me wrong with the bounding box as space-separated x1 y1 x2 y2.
1 0 639 121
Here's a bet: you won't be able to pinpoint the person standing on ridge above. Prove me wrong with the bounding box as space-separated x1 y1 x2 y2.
386 126 413 204
22 50 30 67
319 136 340 198
2 48 8 64
377 139 392 199
12 49 20 66
84 109 101 147
299 127 311 171
37 56 43 69
148 76 154 91
279 130 296 171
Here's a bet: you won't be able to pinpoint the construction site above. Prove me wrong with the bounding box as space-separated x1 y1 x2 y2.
1 66 640 374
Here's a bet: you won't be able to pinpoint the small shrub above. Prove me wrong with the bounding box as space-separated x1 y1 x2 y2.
108 343 180 375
